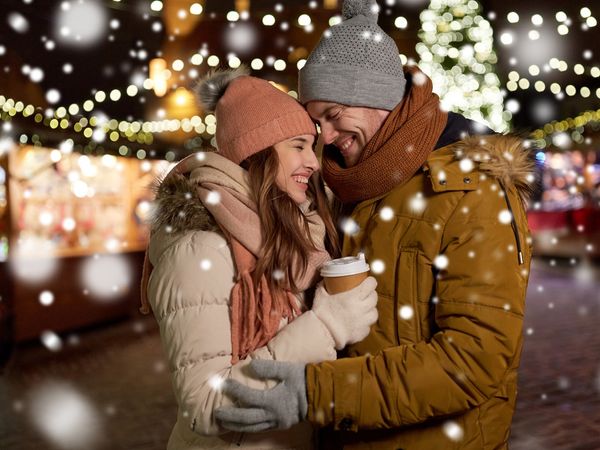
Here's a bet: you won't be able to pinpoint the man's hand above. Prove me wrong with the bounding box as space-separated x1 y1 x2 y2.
215 360 307 432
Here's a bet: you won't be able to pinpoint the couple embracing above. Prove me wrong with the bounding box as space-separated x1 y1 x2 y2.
141 1 533 449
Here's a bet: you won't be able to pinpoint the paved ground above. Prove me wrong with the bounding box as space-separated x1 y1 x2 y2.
1 257 599 449
509 258 600 450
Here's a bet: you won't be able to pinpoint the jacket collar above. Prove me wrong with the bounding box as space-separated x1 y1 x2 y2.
425 134 534 203
434 112 495 150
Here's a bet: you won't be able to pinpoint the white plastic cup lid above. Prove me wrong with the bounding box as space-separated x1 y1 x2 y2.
320 253 370 277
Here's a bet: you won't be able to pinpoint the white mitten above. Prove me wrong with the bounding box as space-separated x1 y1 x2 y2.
312 276 378 350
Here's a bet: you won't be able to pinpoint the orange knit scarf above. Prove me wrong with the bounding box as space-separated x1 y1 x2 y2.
322 66 448 203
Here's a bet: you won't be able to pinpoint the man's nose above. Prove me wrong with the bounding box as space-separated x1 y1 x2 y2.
320 122 339 145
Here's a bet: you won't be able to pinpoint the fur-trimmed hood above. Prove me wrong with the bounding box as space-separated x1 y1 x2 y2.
425 134 535 204
150 171 219 235
146 169 222 270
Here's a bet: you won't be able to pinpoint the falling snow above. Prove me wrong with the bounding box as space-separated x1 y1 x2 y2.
54 0 108 47
39 290 55 306
80 254 132 300
443 420 464 441
434 254 449 270
340 217 360 236
370 259 385 274
28 382 104 448
379 206 394 221
409 192 426 213
205 191 221 205
398 305 414 320
8 12 29 33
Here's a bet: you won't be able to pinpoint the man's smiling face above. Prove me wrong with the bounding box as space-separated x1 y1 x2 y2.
306 101 390 167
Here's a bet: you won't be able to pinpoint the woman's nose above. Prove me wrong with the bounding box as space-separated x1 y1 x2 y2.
304 148 320 172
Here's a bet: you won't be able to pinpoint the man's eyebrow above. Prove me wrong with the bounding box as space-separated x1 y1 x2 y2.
322 105 338 116
311 105 336 119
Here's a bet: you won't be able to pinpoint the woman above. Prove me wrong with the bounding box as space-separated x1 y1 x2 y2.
140 68 378 449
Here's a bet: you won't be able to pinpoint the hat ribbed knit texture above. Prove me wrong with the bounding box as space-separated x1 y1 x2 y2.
299 0 406 110
215 76 316 165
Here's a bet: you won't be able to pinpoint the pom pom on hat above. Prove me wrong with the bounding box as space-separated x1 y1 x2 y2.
194 66 250 112
342 0 380 22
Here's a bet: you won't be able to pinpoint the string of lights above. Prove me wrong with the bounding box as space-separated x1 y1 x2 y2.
532 109 600 149
1 1 598 158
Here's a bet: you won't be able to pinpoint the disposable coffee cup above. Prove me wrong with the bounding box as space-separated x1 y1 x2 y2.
320 253 370 294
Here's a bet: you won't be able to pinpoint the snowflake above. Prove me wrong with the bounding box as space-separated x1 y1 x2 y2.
498 209 512 224
557 376 570 390
40 330 63 352
459 158 474 173
209 375 224 391
28 382 103 448
340 217 360 236
370 259 385 274
409 192 426 213
200 259 212 271
81 254 131 301
398 305 414 320
29 67 44 82
205 191 221 205
8 12 29 33
443 420 464 441
39 291 55 306
46 89 61 104
412 71 428 86
434 254 448 270
379 206 394 221
54 0 108 48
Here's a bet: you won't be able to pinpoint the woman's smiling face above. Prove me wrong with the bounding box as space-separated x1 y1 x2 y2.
273 134 319 204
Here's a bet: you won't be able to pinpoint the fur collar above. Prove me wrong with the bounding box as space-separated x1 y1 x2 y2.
452 134 535 203
150 171 219 234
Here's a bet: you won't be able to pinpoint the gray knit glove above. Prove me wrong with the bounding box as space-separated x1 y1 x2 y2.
215 360 307 432
312 276 378 349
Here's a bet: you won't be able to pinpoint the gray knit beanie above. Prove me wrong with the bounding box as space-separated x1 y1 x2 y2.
298 0 406 111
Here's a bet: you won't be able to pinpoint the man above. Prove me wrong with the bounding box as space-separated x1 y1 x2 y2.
215 0 534 448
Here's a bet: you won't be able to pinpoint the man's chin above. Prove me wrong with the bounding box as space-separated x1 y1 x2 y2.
343 158 358 168
342 151 361 168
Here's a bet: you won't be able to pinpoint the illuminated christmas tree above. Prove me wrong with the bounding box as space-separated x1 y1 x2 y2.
417 0 510 132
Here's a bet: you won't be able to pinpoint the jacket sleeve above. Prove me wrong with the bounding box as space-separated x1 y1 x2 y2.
148 232 336 437
306 186 530 431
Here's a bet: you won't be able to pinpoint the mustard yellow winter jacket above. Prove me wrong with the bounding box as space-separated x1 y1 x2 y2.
306 135 534 450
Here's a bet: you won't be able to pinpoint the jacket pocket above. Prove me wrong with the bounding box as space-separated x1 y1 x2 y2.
395 249 422 344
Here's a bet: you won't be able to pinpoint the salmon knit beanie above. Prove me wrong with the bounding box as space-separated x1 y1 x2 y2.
195 67 316 165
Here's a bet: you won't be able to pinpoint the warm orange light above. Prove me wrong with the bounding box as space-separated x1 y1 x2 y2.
149 58 169 97
268 81 289 93
235 0 250 13
324 0 338 9
173 87 194 107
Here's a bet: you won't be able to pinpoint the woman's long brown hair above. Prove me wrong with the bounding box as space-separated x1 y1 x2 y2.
242 147 340 297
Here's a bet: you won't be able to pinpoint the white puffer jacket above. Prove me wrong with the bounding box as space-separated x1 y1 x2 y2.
146 170 337 449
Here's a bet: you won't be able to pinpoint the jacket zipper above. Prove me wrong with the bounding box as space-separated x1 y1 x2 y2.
235 432 244 446
499 181 524 265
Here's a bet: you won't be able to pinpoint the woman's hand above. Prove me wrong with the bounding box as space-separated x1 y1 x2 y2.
311 276 378 349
